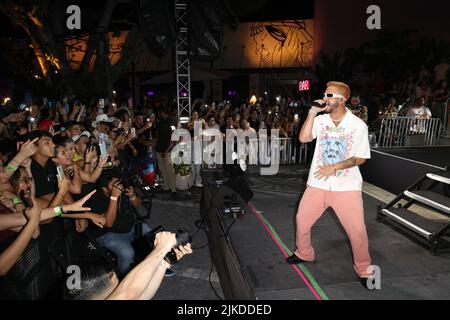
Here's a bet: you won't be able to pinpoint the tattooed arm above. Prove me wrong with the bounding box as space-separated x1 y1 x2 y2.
314 157 367 180
333 157 366 170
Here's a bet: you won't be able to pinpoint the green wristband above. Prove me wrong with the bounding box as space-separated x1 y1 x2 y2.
54 206 63 217
13 197 23 206
5 163 18 173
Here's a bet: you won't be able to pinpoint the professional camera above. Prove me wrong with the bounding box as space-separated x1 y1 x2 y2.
132 225 192 264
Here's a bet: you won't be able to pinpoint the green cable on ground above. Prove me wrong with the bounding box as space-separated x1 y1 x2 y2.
255 210 330 300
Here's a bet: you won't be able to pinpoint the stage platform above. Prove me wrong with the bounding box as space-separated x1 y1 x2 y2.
361 146 450 195
372 146 450 169
203 165 450 300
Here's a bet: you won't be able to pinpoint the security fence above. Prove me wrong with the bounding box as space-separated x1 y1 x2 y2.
378 116 441 147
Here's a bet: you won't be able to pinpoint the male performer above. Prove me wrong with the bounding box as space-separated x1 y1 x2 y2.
286 81 373 289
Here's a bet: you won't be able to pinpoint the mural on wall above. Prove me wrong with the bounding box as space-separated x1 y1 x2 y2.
221 20 314 69
65 32 129 70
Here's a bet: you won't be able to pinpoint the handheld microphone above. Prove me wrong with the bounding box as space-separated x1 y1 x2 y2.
304 101 325 108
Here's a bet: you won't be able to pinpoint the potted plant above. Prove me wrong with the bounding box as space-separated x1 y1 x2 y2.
174 163 192 191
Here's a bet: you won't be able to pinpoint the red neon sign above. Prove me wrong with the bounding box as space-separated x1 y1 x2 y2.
298 80 311 92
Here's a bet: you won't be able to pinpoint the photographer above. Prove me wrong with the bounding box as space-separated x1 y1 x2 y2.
65 231 192 300
87 172 167 276
155 107 177 197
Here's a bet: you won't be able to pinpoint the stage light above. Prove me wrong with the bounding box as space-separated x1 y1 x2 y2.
180 117 189 124
249 95 257 105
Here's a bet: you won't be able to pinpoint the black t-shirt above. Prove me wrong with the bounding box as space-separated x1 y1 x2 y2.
249 119 260 131
86 185 136 237
155 117 174 153
220 125 227 134
31 158 57 198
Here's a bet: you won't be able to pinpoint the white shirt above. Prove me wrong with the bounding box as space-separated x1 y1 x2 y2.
408 106 432 119
307 109 371 191
204 123 220 133
407 106 432 133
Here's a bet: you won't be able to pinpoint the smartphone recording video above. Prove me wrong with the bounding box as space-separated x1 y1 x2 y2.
56 165 64 181
99 141 107 157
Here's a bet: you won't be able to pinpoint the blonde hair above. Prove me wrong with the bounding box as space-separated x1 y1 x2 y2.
327 81 351 100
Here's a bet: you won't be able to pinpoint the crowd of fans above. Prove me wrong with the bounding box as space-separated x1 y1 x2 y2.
0 98 193 299
0 57 448 299
351 60 450 132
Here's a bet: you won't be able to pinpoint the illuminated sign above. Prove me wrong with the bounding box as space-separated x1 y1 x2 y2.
298 80 311 92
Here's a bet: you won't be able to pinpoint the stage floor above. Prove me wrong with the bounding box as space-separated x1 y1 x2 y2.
374 146 450 169
227 165 450 300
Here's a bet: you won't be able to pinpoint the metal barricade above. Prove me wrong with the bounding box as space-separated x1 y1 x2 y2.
198 136 309 165
378 116 441 147
432 100 449 134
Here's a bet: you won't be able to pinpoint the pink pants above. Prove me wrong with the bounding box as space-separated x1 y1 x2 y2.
295 186 372 278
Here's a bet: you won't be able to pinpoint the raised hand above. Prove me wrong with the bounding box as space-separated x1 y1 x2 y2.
174 243 193 261
310 99 328 114
98 155 108 168
111 180 123 197
85 145 97 162
57 173 70 195
0 196 14 211
17 138 39 160
154 231 177 253
3 112 26 123
26 196 42 226
86 213 105 228
64 165 74 178
63 190 95 212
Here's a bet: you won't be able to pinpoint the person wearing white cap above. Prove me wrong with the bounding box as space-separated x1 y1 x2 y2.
72 131 91 143
72 131 92 163
91 114 113 142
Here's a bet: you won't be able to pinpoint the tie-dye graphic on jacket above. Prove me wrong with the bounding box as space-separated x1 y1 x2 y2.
317 125 356 177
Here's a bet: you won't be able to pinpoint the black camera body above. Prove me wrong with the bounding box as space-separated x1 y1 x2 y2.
131 225 191 264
